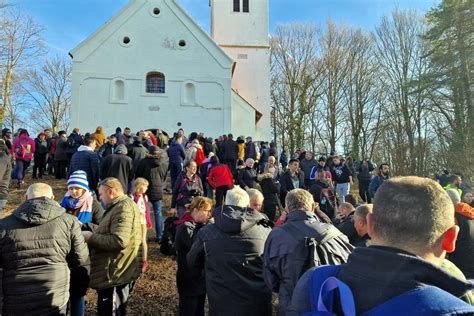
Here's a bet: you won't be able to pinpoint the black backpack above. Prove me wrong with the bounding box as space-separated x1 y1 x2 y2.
160 216 179 256
66 135 76 148
280 221 353 291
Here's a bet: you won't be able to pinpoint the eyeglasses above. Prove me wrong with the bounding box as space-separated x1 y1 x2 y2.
98 181 113 190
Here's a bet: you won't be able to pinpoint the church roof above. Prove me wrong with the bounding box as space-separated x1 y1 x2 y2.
69 0 234 69
232 89 263 123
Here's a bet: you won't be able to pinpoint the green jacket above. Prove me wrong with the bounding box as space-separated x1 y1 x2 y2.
444 184 462 196
88 195 142 290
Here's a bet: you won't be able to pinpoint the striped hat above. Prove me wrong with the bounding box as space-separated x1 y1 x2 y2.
67 170 90 191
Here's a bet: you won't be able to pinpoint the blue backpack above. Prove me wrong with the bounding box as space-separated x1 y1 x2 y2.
303 265 474 316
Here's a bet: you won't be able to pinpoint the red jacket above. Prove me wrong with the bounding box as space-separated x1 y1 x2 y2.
207 164 233 189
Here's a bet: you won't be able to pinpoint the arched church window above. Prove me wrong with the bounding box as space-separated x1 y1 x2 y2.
243 0 249 12
184 82 196 104
146 72 165 94
114 80 125 100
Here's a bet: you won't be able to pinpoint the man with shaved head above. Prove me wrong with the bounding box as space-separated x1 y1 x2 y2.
0 183 89 315
290 177 474 315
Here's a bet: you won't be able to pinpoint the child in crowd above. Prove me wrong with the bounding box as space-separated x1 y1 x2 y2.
131 177 152 272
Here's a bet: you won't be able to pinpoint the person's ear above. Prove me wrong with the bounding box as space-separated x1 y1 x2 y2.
366 213 375 238
442 225 459 253
311 202 316 212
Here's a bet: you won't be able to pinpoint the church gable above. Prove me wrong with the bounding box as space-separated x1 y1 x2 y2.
70 0 234 70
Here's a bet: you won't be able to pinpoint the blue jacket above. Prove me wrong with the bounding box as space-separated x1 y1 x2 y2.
288 246 474 315
168 141 185 165
69 146 100 190
369 175 386 198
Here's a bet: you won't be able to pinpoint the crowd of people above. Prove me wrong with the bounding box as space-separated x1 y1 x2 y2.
0 125 473 316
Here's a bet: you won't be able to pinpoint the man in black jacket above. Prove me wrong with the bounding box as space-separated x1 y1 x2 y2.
100 144 133 193
0 183 89 315
187 187 272 316
221 133 238 174
290 177 474 315
264 189 353 315
280 159 305 206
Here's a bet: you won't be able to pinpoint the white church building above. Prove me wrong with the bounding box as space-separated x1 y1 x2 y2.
70 0 271 140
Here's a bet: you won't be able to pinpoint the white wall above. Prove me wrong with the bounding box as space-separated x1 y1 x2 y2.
71 0 234 137
231 91 256 138
211 0 269 47
226 47 271 141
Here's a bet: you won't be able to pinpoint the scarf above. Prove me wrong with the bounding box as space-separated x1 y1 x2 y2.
61 190 93 224
173 211 196 227
133 193 152 229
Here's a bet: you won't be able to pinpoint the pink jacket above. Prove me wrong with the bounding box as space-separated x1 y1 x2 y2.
13 133 35 160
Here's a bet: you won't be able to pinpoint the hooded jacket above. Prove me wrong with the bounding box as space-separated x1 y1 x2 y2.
128 140 148 174
449 203 474 279
168 140 186 165
91 127 106 148
69 145 101 190
0 197 89 315
135 151 169 202
289 246 474 315
100 145 133 192
264 210 353 315
187 205 272 316
88 195 142 290
175 217 206 296
207 163 233 189
13 132 35 160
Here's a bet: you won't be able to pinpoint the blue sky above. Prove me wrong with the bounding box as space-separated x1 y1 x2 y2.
12 0 440 57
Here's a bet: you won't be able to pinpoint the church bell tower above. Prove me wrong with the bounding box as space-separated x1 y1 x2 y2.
210 0 271 140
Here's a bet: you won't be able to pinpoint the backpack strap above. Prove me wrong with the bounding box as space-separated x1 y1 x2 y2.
364 286 474 316
303 265 356 316
281 221 342 245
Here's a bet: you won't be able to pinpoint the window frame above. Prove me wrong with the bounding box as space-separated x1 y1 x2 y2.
145 72 166 94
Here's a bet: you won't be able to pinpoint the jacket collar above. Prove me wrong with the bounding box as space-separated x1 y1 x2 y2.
286 210 319 222
346 246 474 298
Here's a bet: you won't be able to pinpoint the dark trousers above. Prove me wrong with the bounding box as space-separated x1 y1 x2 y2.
359 180 371 203
55 160 68 179
97 282 134 316
170 162 183 192
46 154 54 174
224 159 236 176
178 294 205 316
263 200 279 222
215 185 230 207
33 153 47 178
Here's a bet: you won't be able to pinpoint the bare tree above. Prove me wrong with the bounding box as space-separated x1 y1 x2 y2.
23 56 71 133
342 28 382 160
0 8 45 127
318 20 353 153
374 9 430 175
271 23 323 154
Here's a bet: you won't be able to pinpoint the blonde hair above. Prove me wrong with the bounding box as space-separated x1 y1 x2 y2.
285 189 313 212
99 177 124 194
354 204 373 224
132 178 149 194
186 196 213 213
